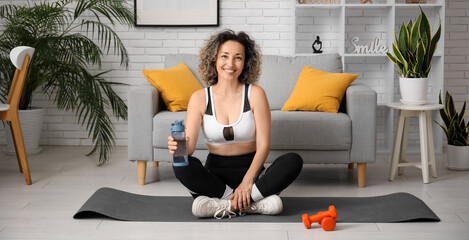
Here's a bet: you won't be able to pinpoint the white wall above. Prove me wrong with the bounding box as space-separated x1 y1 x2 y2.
1 0 468 153
445 0 469 106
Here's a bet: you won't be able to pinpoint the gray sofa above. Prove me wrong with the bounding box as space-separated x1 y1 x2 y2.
128 53 377 187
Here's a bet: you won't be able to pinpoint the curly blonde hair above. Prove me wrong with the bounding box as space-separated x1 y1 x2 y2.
198 29 261 86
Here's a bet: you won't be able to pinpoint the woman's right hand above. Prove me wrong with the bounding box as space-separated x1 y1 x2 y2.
168 136 177 155
168 136 190 155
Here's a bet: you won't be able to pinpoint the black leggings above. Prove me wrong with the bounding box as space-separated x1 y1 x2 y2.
173 152 303 201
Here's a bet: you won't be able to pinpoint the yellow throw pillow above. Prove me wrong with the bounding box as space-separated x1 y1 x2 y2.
281 66 358 113
143 63 202 112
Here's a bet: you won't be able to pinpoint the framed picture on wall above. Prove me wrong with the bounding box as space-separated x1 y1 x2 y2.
134 0 219 27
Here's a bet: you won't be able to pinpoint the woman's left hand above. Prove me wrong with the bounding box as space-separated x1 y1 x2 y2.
230 181 253 211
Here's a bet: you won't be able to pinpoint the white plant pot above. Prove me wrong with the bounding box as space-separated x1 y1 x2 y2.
446 145 469 171
399 77 429 105
3 107 45 155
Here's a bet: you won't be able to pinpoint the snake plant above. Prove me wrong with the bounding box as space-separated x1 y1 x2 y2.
387 7 441 78
435 91 469 146
0 0 134 165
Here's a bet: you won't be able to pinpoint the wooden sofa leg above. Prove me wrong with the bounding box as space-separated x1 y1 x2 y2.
137 160 147 185
153 161 159 167
357 163 367 188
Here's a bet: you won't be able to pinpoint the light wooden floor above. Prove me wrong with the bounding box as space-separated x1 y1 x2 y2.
1 146 468 240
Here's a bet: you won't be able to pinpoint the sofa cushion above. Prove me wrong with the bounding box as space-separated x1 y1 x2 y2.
281 66 358 113
143 63 202 112
258 54 342 110
270 110 351 150
164 54 205 87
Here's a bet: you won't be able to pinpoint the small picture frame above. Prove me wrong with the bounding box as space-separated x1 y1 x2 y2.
135 0 219 27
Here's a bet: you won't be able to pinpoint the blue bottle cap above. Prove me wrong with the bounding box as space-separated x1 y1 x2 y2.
171 119 185 132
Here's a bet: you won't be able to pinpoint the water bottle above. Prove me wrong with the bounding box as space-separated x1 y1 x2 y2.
171 119 189 167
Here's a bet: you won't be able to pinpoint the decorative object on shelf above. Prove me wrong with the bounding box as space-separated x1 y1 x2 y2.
349 36 388 54
387 7 441 105
298 0 340 4
406 0 427 3
312 36 323 54
435 91 469 170
0 0 134 165
360 0 373 4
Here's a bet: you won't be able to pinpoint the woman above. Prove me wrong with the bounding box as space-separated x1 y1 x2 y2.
168 29 303 219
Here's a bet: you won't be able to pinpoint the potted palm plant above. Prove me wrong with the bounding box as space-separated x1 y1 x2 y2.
435 91 469 170
387 7 441 105
0 0 134 165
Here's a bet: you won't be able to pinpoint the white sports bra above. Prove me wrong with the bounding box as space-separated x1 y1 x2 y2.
202 84 256 146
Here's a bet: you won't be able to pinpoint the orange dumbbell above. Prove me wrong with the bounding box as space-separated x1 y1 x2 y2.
302 205 338 231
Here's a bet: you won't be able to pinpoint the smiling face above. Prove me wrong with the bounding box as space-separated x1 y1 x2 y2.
215 40 245 83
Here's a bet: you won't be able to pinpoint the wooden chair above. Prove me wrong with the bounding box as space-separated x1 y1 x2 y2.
0 46 35 185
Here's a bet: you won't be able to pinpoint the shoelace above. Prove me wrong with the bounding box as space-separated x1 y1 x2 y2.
214 209 237 219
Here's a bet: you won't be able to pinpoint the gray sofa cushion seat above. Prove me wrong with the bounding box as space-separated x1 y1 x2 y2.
270 110 351 150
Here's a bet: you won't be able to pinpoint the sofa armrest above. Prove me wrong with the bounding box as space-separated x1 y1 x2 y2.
345 84 377 163
128 84 161 161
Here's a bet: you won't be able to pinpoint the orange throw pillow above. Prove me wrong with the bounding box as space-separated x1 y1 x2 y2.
143 63 202 112
282 66 358 113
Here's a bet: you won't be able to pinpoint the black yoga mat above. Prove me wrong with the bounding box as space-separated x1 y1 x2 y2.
73 187 440 223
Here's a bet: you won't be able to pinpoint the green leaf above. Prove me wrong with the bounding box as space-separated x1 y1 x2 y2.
410 14 422 52
447 93 457 119
393 44 408 75
80 20 129 68
455 131 468 146
398 23 409 59
459 101 467 124
425 17 441 74
414 41 426 77
0 4 18 18
387 52 400 66
406 20 413 37
419 7 431 50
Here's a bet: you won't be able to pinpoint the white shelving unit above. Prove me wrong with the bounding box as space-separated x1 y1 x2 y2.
294 0 445 153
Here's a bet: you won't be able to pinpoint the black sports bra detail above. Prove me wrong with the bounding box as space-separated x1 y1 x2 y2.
243 84 251 112
223 126 234 141
205 87 213 115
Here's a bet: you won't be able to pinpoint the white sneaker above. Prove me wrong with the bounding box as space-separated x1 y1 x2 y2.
192 196 236 219
245 195 283 215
